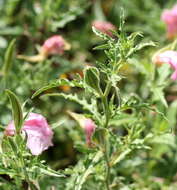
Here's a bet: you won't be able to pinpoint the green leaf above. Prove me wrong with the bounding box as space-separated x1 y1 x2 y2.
150 133 176 148
32 78 84 98
110 149 131 166
92 26 112 40
84 67 103 96
40 92 102 125
5 90 23 134
0 27 23 35
92 128 110 150
38 166 65 177
127 31 143 41
74 151 103 190
127 41 156 58
153 87 168 107
51 5 88 31
167 100 177 127
3 39 16 77
93 0 105 21
7 137 18 153
157 63 171 84
93 44 110 50
110 115 137 126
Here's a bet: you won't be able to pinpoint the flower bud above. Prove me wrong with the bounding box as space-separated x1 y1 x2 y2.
41 35 70 56
68 111 96 146
84 119 96 146
17 35 70 62
92 20 116 37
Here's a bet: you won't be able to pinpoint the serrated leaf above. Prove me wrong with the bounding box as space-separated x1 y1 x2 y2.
40 92 102 124
74 151 103 190
32 78 84 98
5 90 23 134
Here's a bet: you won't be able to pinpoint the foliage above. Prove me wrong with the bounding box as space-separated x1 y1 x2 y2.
0 0 177 190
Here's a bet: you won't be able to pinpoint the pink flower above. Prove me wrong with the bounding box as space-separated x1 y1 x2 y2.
17 35 70 62
41 35 70 56
84 119 96 146
92 20 116 37
5 113 53 155
67 111 96 146
154 50 177 80
161 5 177 39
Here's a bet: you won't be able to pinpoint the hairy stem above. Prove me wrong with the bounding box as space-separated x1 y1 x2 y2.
102 96 109 128
101 82 112 190
104 142 111 190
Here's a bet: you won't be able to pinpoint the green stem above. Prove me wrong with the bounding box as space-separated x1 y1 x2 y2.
102 79 112 128
104 143 111 190
102 96 109 128
101 82 112 190
101 59 124 189
104 81 112 97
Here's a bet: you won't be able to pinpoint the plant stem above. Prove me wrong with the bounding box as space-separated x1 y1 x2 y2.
104 142 111 190
102 96 109 128
101 82 112 190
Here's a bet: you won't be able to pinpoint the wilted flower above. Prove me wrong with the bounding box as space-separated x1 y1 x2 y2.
153 50 177 80
161 5 177 39
84 119 96 146
68 111 96 146
17 35 70 62
5 113 53 155
92 20 116 37
41 35 70 56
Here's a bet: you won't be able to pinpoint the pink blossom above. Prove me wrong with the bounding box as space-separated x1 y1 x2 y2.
92 20 116 37
5 113 53 155
41 35 70 56
17 35 70 62
67 111 96 146
161 5 177 39
84 119 96 146
154 50 177 80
